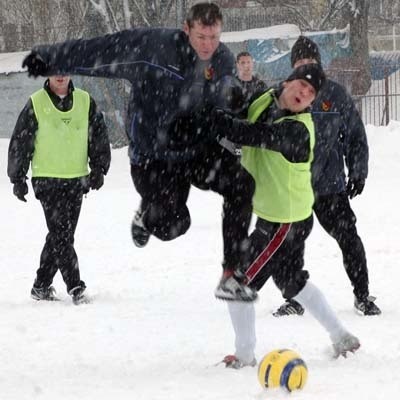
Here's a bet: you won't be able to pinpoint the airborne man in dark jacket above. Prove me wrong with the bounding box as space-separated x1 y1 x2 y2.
22 2 257 302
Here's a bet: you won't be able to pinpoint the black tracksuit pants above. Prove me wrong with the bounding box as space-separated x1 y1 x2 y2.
32 178 86 293
245 216 313 299
313 192 369 300
130 143 255 269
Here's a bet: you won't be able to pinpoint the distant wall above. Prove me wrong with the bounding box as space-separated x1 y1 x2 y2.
0 72 42 138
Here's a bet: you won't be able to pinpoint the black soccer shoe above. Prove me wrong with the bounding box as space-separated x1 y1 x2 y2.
69 286 90 305
272 299 305 317
214 269 258 302
131 210 150 248
354 296 381 316
31 285 59 301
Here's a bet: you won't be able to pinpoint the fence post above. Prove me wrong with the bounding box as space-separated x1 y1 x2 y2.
384 67 389 125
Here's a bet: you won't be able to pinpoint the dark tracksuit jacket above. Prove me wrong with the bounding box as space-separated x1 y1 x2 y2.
312 78 368 196
237 76 268 108
32 28 238 164
7 80 110 292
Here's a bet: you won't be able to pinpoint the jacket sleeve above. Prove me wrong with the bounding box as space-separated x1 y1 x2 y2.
88 97 111 175
33 28 161 81
340 89 368 181
7 99 37 184
217 113 310 162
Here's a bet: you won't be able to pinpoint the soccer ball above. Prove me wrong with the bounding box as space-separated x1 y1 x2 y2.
257 349 308 392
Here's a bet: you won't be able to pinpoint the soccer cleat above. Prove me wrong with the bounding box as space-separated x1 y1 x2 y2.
272 299 305 317
222 355 257 369
214 269 258 302
332 333 361 358
131 210 150 248
354 296 381 315
31 285 59 301
69 286 90 305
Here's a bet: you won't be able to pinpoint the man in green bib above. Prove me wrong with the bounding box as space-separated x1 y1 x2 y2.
209 64 360 367
8 75 111 305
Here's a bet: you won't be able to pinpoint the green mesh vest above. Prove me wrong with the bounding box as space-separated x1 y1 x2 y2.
241 89 315 223
31 88 90 178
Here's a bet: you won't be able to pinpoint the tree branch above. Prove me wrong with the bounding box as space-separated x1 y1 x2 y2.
131 0 152 27
105 0 120 31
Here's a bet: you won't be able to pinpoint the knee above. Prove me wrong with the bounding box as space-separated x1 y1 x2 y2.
225 172 255 206
144 204 191 241
277 270 310 299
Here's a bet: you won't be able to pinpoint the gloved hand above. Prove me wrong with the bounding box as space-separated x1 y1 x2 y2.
89 170 104 190
13 181 28 202
346 178 365 199
209 107 234 139
22 51 48 77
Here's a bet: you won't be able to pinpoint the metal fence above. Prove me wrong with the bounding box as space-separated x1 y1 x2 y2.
323 65 400 126
356 65 400 125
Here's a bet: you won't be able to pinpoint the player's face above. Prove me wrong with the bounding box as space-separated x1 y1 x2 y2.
279 79 316 112
237 56 254 81
49 75 71 96
184 20 222 61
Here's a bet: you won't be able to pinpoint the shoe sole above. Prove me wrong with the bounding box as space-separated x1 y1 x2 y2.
272 312 304 317
31 295 60 301
354 306 382 316
214 292 258 302
73 296 92 305
133 238 150 248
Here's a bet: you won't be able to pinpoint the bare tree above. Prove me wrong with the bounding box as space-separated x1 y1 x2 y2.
254 0 371 94
369 0 400 50
253 0 350 30
85 0 179 33
0 0 89 50
346 0 371 94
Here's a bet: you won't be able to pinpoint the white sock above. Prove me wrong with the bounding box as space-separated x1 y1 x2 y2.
227 301 256 363
294 280 348 342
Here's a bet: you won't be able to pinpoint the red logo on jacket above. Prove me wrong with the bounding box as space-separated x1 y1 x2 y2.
204 66 214 80
321 100 332 112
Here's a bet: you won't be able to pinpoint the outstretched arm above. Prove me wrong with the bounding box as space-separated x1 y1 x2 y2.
211 109 310 162
24 28 165 81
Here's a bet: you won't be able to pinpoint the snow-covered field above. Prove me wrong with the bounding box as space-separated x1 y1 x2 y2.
1 121 399 399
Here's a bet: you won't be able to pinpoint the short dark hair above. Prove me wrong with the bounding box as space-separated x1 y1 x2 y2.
186 2 223 28
236 51 252 62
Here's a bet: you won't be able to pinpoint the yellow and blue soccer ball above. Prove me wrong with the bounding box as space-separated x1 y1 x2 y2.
257 349 308 392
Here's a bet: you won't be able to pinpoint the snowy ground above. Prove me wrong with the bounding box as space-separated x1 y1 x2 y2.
1 121 400 400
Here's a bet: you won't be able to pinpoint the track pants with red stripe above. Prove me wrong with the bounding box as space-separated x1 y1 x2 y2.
244 215 313 299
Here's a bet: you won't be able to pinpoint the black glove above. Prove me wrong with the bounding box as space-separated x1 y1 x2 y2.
13 181 28 202
346 178 365 199
22 51 48 77
89 170 104 190
209 108 234 139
